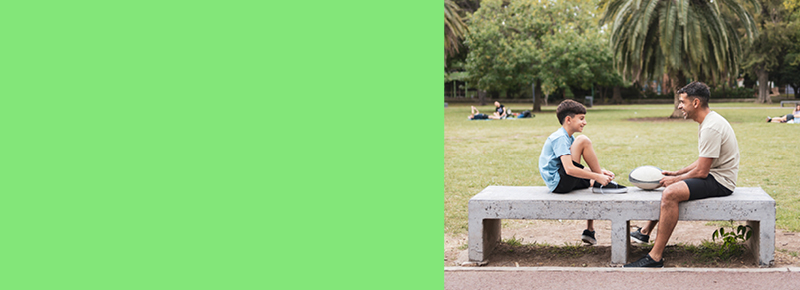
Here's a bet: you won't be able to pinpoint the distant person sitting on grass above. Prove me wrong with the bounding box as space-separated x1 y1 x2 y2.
538 99 627 246
767 104 800 123
493 101 508 119
468 106 489 120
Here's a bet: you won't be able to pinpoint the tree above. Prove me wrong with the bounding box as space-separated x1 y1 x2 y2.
777 54 800 98
446 0 468 60
601 0 758 117
465 0 622 111
740 0 793 103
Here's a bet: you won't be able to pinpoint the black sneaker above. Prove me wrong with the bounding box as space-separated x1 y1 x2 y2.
591 181 628 194
767 117 772 123
581 229 597 245
630 227 650 244
624 254 664 268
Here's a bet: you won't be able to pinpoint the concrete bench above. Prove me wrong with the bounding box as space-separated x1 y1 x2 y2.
468 186 775 267
780 100 800 107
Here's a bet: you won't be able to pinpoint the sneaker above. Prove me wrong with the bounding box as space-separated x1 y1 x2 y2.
591 181 627 194
623 254 664 268
767 117 772 123
630 227 650 243
581 229 597 245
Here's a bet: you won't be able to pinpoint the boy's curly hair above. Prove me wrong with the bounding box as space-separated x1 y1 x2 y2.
556 99 586 125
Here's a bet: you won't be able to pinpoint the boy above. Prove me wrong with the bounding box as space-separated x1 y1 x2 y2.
538 99 627 245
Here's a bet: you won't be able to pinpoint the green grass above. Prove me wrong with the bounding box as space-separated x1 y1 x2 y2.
445 103 800 234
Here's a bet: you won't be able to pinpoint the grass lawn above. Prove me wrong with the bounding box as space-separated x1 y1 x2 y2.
445 102 800 234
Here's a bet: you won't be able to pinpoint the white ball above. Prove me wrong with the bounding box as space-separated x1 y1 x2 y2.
629 165 664 190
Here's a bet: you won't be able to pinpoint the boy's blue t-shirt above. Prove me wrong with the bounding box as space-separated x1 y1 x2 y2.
539 127 574 191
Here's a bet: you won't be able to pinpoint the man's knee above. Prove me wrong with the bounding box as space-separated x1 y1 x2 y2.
662 183 690 204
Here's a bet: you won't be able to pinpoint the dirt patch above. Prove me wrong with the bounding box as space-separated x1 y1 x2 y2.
444 220 800 268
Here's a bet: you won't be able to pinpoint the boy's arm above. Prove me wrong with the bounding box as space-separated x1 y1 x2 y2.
559 155 611 185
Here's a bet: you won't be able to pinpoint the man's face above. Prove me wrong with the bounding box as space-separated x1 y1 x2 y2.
677 93 696 120
494 101 500 107
567 114 587 133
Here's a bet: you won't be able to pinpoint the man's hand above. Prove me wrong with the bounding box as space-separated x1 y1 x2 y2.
662 170 680 176
660 175 680 187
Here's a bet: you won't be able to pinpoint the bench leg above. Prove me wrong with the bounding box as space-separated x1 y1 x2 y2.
468 218 501 262
610 220 630 265
748 220 775 267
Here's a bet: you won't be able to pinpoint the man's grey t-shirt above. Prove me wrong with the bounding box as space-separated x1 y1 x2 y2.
698 111 739 191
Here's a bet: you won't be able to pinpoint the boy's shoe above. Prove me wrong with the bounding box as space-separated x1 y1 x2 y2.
767 117 772 123
581 229 597 245
623 254 664 268
591 181 627 194
630 227 650 243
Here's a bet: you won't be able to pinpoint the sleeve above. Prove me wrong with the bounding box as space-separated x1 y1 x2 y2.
552 136 572 158
698 127 721 159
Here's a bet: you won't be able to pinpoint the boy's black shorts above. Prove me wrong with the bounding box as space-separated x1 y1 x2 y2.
684 174 733 201
553 160 591 193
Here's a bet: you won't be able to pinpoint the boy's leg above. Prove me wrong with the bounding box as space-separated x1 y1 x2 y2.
570 135 602 174
573 135 600 243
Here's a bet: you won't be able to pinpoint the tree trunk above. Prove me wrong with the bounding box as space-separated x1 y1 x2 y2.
755 66 772 104
611 86 622 104
479 90 487 106
669 71 686 118
533 81 542 112
793 85 799 99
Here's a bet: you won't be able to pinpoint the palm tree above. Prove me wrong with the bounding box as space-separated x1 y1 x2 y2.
601 0 758 117
445 0 467 59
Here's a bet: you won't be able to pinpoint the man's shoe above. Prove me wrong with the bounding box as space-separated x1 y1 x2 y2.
767 117 772 123
623 254 664 268
630 227 650 243
591 181 628 194
581 229 597 245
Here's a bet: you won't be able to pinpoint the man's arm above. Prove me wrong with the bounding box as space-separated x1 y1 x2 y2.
663 160 698 176
559 155 612 186
660 157 713 187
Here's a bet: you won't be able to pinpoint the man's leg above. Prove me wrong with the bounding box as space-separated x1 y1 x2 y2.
648 182 691 262
641 221 658 236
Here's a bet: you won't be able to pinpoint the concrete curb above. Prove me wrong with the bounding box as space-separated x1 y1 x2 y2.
445 266 800 273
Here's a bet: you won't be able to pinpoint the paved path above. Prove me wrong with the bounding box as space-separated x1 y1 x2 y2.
445 267 800 289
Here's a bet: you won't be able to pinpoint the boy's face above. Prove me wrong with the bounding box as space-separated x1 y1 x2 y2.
566 113 587 133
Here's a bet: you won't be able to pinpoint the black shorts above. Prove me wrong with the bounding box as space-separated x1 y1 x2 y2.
472 113 488 120
684 174 733 201
786 114 794 121
553 160 591 193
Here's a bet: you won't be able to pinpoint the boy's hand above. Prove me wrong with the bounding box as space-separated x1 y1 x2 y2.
595 173 612 186
601 169 615 179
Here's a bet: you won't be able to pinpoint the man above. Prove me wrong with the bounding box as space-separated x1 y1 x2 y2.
625 81 740 267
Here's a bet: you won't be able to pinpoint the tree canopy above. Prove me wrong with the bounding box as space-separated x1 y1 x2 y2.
464 0 622 109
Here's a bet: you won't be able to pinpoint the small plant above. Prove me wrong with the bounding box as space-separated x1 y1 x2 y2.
502 235 524 247
712 223 752 246
711 222 752 259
